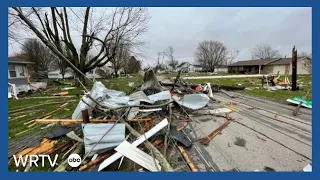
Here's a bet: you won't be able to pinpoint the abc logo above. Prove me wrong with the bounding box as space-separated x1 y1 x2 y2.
67 154 82 167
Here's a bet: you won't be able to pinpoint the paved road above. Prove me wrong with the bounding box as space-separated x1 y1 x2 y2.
187 92 311 172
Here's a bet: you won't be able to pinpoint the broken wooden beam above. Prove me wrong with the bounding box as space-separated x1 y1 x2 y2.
177 145 198 172
200 118 231 145
79 152 112 171
82 109 90 123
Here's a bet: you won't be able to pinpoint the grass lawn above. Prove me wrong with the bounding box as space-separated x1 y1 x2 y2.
186 74 312 103
8 74 143 171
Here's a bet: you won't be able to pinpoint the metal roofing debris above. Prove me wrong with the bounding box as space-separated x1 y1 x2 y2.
148 90 172 102
172 94 210 110
82 123 125 156
115 140 161 172
98 118 168 171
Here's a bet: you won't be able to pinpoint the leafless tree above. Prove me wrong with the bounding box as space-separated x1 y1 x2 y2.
298 51 312 74
111 43 131 77
8 8 42 43
165 46 178 70
298 51 312 58
251 44 281 59
11 7 150 86
154 52 166 72
126 56 141 74
195 40 228 72
21 38 57 72
227 50 240 65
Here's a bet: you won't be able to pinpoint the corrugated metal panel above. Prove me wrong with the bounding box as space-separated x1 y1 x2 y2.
172 94 210 110
82 123 125 156
115 140 161 171
148 90 171 102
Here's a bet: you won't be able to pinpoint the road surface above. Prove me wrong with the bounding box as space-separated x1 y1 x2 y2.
184 92 311 172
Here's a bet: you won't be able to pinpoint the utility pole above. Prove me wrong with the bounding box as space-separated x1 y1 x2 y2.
292 46 298 91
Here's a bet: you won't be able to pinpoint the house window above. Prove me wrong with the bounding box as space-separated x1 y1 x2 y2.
9 64 17 78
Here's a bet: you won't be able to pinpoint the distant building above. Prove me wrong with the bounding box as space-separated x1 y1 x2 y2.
189 64 228 73
8 57 34 93
228 57 311 75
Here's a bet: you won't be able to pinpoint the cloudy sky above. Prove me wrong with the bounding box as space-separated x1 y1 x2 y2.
9 7 312 67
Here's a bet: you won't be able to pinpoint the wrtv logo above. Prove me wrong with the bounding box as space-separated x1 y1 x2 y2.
13 154 59 168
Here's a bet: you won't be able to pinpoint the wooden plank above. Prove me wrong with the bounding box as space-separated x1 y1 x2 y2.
177 145 198 172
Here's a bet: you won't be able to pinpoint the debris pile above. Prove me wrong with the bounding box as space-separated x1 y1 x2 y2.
9 69 235 172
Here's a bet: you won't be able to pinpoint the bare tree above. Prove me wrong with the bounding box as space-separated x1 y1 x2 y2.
8 8 42 43
155 52 166 71
227 50 240 65
21 38 57 72
126 56 141 74
298 51 312 58
251 44 281 59
111 43 131 77
11 7 150 86
165 46 178 70
298 51 312 74
195 40 228 72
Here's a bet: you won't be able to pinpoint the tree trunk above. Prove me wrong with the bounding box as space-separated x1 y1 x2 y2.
115 71 118 78
75 71 86 87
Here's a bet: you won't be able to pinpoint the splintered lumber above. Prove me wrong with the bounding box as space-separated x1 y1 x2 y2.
200 118 231 145
35 118 153 124
79 152 112 171
177 145 198 172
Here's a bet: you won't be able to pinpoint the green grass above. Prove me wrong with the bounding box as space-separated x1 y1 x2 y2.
8 74 144 171
186 75 312 103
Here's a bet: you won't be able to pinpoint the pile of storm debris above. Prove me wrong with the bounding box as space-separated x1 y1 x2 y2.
9 70 242 172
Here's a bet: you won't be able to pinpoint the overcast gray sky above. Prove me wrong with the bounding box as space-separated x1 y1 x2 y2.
9 7 312 67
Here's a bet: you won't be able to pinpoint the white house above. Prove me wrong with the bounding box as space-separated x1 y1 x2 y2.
228 57 311 75
8 57 34 95
189 64 228 73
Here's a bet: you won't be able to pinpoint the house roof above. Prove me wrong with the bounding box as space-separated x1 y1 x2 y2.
229 57 311 67
8 57 34 64
228 58 279 66
268 58 292 65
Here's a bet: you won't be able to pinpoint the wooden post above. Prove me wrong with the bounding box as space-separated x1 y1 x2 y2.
82 109 90 123
259 65 261 74
292 46 298 91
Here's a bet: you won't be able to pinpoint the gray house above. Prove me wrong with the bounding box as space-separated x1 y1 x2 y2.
8 57 34 94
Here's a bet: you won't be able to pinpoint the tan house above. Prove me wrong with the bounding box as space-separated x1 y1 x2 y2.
228 57 311 75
